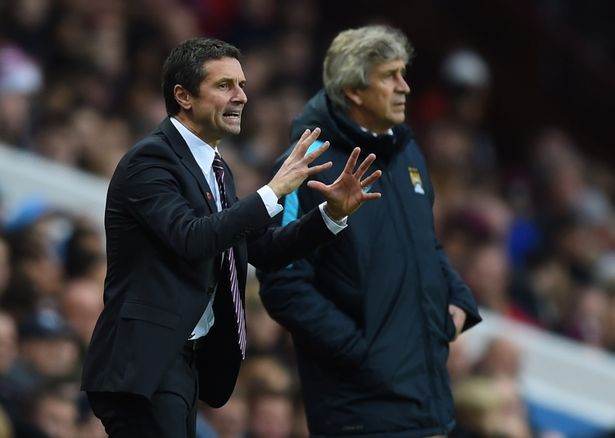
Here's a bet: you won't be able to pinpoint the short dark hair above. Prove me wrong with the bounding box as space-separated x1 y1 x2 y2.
161 38 241 115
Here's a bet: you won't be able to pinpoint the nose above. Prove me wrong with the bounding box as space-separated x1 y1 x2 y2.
397 75 410 94
233 85 248 104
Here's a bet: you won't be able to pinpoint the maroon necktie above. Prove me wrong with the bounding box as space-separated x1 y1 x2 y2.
212 153 246 358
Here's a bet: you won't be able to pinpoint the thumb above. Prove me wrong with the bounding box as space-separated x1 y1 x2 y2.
307 180 328 194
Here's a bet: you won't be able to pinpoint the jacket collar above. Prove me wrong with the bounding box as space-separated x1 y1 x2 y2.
291 90 413 163
159 117 218 213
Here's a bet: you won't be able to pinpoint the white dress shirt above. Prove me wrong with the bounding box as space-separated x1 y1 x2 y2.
170 117 346 340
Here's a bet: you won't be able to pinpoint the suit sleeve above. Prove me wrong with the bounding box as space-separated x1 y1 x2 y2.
121 142 274 262
246 206 337 272
257 171 368 367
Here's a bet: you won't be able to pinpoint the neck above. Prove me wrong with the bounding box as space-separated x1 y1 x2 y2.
345 107 391 134
174 113 219 147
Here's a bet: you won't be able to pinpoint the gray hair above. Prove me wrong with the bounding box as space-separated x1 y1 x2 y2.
323 25 414 110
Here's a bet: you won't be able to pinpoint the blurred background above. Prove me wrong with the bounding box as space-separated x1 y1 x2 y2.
0 0 614 437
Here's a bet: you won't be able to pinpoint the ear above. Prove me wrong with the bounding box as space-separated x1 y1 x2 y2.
343 86 363 106
174 85 192 111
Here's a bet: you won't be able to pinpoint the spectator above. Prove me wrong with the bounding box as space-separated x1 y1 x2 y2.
452 375 532 438
0 236 10 297
61 279 103 348
30 386 79 438
0 311 22 415
247 389 294 438
203 391 248 438
473 337 522 379
0 404 13 438
0 44 43 148
464 243 536 325
17 309 80 385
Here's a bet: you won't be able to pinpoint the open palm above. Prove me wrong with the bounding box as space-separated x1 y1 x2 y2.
307 147 382 219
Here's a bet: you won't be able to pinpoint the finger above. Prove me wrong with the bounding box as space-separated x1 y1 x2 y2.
361 191 382 201
298 128 312 143
306 179 328 193
341 147 361 175
306 161 333 176
288 129 312 159
360 169 382 188
307 126 322 142
303 140 330 164
353 153 376 180
296 127 321 157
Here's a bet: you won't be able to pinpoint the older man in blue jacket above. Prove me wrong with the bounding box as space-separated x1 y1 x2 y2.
258 25 482 437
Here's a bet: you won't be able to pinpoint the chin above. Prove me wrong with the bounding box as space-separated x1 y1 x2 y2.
392 115 406 125
224 125 242 136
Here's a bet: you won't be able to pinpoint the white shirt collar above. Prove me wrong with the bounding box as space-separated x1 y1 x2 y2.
170 117 218 170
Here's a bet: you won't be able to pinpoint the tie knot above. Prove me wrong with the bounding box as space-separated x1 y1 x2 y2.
213 152 223 166
213 153 224 175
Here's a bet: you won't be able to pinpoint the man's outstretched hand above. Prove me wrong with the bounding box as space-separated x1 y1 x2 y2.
268 128 332 198
307 147 382 220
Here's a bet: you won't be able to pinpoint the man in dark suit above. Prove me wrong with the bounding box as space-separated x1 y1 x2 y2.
81 37 382 438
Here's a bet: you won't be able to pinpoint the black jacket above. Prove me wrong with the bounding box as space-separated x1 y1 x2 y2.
258 91 481 437
81 118 335 408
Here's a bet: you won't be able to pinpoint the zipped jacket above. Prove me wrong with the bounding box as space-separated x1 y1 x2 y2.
258 90 481 437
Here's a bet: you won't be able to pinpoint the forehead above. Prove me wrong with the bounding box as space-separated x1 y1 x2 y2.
202 57 245 82
371 59 406 74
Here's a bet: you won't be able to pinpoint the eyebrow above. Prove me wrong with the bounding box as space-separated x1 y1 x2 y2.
381 67 406 76
214 77 247 86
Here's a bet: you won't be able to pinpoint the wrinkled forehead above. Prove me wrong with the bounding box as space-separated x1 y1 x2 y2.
201 57 245 82
368 58 407 76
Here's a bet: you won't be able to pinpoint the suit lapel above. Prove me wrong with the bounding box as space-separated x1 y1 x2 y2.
159 119 245 280
159 118 217 213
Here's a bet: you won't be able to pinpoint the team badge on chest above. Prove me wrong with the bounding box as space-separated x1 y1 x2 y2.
408 167 425 194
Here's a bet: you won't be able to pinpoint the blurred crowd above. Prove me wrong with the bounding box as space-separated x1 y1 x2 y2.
0 0 614 437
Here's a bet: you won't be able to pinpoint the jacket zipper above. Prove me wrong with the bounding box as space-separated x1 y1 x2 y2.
385 160 449 434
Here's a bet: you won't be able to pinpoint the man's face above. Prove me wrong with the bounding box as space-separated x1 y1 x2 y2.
185 57 247 145
349 59 410 133
35 396 78 438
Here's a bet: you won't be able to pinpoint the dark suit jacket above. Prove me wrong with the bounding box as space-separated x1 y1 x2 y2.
81 118 334 407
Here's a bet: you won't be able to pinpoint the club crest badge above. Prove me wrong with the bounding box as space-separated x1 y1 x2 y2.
408 167 425 194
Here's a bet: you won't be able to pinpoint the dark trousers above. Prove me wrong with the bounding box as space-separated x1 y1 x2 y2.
87 342 199 438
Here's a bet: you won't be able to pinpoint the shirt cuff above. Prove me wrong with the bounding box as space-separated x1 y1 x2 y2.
319 202 347 235
258 185 284 217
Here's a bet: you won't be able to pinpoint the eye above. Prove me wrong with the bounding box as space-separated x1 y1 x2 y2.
218 82 230 90
382 71 396 81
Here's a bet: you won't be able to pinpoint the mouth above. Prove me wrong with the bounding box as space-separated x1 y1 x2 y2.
222 110 241 121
